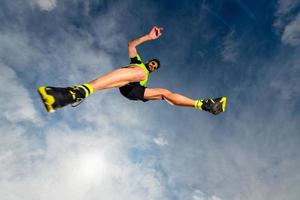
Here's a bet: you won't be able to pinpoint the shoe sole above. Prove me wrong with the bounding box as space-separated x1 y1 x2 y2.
211 97 227 115
220 97 227 112
38 86 56 113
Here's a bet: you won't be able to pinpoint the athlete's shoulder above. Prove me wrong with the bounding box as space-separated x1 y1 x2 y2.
130 54 143 64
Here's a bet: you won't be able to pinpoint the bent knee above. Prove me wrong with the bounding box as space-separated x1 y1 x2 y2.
158 88 172 98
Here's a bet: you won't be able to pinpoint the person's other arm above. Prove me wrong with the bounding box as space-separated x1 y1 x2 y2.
128 26 163 58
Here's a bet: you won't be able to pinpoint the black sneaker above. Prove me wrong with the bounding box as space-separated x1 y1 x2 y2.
38 86 86 112
201 97 227 115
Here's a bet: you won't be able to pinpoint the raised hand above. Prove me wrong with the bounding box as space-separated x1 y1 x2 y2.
148 26 163 40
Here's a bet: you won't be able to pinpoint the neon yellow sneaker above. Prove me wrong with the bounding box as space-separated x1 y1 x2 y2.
201 97 227 115
38 86 87 112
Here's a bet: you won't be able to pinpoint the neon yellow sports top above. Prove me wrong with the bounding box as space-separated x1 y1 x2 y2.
129 54 149 87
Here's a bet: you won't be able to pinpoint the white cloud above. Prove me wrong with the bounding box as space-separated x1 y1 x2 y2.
274 0 300 46
211 196 222 200
0 125 167 200
1 1 300 200
270 76 300 99
274 0 300 28
0 31 40 69
281 14 300 46
276 0 300 16
0 1 167 198
193 190 205 200
153 136 168 146
193 190 222 200
0 126 28 180
221 30 240 62
270 55 300 99
0 64 41 123
33 0 57 11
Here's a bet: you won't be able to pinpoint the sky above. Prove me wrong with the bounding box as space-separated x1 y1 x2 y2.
0 0 300 200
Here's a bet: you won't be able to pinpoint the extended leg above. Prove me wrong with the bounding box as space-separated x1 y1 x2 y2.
144 88 195 107
144 88 227 115
38 67 146 112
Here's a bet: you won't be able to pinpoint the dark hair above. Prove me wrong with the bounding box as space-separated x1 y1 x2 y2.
150 58 160 69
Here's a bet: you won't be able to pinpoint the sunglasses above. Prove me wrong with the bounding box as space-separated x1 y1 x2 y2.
149 61 159 70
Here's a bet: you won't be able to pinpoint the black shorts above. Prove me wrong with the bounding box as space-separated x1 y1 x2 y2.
119 83 148 102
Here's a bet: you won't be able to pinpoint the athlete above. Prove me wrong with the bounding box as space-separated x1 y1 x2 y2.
38 26 226 115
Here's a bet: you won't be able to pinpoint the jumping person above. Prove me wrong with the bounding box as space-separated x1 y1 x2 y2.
38 26 227 115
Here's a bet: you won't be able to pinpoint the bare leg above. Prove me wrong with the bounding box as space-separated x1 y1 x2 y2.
89 67 146 91
144 88 196 107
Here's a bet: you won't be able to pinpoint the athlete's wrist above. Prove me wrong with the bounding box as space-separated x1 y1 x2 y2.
147 32 158 40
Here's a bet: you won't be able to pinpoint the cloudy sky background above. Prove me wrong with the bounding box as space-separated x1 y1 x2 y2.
0 0 300 199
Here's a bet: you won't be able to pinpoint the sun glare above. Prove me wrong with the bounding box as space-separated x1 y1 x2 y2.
77 152 108 181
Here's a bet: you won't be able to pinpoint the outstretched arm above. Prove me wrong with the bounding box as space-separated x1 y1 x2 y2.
128 26 163 58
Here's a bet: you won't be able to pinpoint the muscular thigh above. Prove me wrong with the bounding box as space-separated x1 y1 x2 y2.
144 88 171 100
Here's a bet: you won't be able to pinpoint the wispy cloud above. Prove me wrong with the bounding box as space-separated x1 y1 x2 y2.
0 1 169 199
1 1 300 200
234 0 256 20
193 190 222 200
221 30 240 63
281 13 300 46
274 0 300 27
274 0 300 46
275 0 300 17
153 136 168 146
0 64 41 123
31 0 57 11
202 5 233 31
0 124 167 200
269 50 300 99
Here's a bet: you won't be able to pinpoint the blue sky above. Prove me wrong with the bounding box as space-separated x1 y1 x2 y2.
0 0 300 200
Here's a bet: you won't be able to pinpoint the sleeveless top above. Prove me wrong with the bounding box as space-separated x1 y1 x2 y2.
129 54 149 87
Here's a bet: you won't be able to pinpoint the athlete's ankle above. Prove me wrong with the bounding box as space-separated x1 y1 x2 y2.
74 83 94 98
194 100 203 110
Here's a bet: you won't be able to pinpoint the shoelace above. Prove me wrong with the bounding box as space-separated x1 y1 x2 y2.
69 87 85 107
202 99 216 112
71 99 84 107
